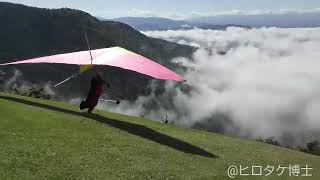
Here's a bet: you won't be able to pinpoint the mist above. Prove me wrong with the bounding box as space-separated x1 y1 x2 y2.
101 27 320 146
4 69 22 90
3 69 56 98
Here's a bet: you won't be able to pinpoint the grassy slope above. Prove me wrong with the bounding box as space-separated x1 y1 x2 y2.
0 92 319 180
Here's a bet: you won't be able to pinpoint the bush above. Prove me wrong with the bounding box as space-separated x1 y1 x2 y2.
256 137 280 146
26 85 52 100
11 84 52 100
307 140 319 151
264 137 280 146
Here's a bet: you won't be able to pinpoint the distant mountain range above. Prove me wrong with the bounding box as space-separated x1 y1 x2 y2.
189 11 320 28
108 17 250 31
102 10 320 31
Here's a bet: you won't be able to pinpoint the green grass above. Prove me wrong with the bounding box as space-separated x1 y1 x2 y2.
0 92 319 179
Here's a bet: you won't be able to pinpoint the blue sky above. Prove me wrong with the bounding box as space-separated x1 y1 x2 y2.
4 0 320 19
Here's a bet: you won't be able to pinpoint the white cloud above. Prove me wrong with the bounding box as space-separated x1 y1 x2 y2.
105 27 320 146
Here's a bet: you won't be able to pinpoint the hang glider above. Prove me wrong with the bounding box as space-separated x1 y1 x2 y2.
0 46 184 82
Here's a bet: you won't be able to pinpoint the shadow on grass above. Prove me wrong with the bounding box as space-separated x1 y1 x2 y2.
0 95 217 159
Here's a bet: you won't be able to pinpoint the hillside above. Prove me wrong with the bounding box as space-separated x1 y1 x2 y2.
0 2 194 99
0 92 319 179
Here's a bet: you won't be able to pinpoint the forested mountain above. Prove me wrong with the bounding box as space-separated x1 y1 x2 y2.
0 2 194 100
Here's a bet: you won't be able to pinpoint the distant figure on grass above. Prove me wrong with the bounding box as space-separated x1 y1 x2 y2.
162 114 175 125
163 114 169 124
80 71 110 113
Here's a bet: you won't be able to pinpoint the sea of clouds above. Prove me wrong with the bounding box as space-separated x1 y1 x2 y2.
101 27 320 146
